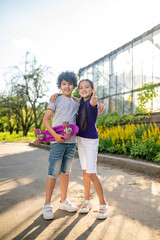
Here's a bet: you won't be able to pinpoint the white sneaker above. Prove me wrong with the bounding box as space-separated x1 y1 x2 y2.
97 205 109 219
79 200 92 213
43 203 54 220
59 199 78 212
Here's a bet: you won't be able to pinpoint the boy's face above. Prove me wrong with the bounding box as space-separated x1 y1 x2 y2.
60 80 74 98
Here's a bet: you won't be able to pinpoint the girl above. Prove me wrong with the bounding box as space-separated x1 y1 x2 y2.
77 79 109 219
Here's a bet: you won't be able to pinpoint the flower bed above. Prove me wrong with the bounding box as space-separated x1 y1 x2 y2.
98 123 160 164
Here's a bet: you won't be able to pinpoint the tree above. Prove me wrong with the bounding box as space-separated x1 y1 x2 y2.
1 51 52 136
135 83 158 114
72 87 80 98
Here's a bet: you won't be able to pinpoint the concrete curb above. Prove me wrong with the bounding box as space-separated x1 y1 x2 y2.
29 142 160 178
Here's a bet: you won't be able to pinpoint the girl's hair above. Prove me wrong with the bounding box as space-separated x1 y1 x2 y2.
77 79 94 132
57 71 78 88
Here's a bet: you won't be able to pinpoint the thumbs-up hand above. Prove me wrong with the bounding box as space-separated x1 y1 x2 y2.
90 90 98 107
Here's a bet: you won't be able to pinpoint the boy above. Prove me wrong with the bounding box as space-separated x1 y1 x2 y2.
42 71 79 220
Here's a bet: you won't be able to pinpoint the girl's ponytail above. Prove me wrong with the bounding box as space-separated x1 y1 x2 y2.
77 98 88 132
81 104 87 132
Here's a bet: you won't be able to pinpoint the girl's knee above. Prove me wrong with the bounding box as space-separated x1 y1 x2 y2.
87 173 97 181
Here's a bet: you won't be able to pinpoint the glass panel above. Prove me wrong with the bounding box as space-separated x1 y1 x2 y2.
133 40 143 89
152 29 160 84
123 46 132 92
97 77 104 98
109 54 117 95
103 57 109 97
153 29 160 58
96 61 104 98
132 91 139 114
116 94 123 115
109 95 116 112
86 66 93 81
123 93 132 114
153 86 160 112
98 98 109 115
141 34 153 84
83 69 88 79
104 57 109 75
110 74 117 95
153 56 160 84
93 64 99 89
79 70 85 80
116 50 124 94
110 53 117 74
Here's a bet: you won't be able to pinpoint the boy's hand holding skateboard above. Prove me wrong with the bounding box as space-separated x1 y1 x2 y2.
54 133 64 143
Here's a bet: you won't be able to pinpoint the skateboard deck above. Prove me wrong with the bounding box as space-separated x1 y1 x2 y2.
34 121 79 145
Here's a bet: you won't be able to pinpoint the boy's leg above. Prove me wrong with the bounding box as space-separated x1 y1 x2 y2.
60 173 69 202
45 177 56 205
59 143 77 212
60 143 76 202
43 177 56 220
43 143 63 220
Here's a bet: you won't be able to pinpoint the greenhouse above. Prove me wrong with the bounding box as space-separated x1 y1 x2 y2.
79 24 160 115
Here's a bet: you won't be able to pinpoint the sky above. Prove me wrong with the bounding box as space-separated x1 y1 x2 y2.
0 0 160 94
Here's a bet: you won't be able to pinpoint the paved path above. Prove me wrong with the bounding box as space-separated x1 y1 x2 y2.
0 142 160 240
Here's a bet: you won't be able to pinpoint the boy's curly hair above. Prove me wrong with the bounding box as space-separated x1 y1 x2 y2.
57 71 78 88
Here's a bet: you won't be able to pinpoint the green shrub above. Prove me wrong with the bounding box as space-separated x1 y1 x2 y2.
97 111 148 127
154 153 160 164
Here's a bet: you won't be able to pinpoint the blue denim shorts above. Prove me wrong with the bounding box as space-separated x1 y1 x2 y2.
48 143 76 178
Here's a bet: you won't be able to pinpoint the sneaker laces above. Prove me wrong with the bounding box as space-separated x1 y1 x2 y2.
99 207 106 214
44 204 52 211
64 199 72 206
81 201 89 209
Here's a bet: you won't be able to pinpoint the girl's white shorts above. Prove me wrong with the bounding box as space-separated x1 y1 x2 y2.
78 137 99 173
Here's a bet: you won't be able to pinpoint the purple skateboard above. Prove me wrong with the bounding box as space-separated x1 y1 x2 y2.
34 121 79 145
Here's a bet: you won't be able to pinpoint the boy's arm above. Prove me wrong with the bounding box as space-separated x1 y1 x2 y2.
43 109 64 143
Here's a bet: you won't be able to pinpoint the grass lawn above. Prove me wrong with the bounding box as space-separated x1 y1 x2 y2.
0 131 35 142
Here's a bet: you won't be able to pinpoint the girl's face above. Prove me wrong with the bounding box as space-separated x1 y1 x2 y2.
78 81 94 101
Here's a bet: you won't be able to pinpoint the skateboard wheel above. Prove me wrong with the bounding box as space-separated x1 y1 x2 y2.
36 139 41 145
63 121 69 127
35 129 40 134
64 133 71 139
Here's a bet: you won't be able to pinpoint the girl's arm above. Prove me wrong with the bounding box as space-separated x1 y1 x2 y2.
72 96 80 103
90 91 106 115
90 91 98 107
98 103 106 115
49 93 62 103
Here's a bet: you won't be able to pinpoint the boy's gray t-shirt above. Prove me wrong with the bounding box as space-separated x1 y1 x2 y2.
47 95 79 143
